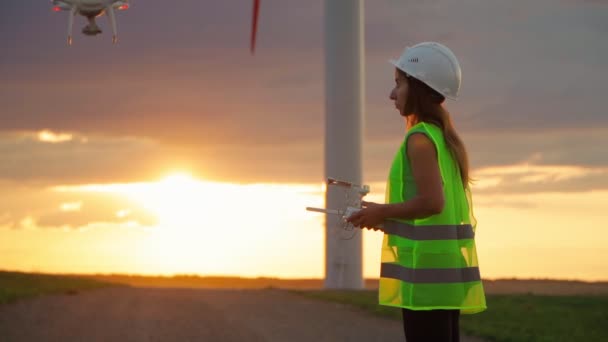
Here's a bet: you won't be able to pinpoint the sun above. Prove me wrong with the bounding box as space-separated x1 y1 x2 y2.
122 171 239 271
160 171 196 185
137 171 212 228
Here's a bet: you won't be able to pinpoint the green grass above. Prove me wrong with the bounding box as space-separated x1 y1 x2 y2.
293 290 608 342
0 271 117 304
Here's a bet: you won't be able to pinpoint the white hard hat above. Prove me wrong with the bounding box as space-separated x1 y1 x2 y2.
390 42 462 100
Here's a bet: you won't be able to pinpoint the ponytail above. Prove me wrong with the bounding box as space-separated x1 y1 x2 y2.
401 71 470 186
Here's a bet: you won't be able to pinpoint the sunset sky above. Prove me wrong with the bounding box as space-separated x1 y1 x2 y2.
1 0 607 281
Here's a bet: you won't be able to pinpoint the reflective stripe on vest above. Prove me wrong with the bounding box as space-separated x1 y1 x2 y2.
383 220 474 240
381 263 481 284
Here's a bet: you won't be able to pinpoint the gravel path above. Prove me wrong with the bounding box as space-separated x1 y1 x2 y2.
0 287 485 341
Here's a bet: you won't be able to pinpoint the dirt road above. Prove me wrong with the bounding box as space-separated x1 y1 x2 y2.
0 287 484 341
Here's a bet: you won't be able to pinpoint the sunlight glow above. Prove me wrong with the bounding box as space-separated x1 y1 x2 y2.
475 164 607 183
9 167 605 281
37 130 73 143
50 172 328 277
60 202 82 212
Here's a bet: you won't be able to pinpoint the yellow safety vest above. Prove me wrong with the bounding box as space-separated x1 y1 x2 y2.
379 122 487 314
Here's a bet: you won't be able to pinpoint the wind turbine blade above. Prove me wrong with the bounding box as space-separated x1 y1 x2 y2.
250 0 260 54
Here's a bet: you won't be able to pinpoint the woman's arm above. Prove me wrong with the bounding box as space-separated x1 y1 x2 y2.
347 133 444 228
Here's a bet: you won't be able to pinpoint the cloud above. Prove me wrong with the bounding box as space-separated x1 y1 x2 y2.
2 127 608 192
0 130 325 184
37 130 74 143
1 0 607 187
465 128 608 169
3 0 607 138
0 180 157 231
0 177 327 234
0 131 171 184
471 163 608 194
60 201 82 212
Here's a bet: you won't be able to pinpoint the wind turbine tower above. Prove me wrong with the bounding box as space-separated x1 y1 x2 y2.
324 0 365 289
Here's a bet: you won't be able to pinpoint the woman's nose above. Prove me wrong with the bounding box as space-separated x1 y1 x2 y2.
389 88 396 100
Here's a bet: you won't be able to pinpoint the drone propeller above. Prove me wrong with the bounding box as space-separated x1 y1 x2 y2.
106 4 118 43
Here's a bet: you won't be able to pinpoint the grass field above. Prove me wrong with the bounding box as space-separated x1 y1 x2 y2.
0 271 116 304
294 290 608 342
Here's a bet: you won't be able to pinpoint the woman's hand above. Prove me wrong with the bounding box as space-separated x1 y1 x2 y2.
346 201 385 231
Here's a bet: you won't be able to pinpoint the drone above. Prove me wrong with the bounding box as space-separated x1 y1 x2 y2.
306 178 371 238
51 0 130 45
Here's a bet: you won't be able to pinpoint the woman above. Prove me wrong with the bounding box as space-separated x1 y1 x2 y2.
347 42 487 342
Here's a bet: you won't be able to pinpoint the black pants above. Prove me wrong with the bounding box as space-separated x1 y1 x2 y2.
402 308 460 342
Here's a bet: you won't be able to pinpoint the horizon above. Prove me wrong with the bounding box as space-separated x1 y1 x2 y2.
4 269 608 284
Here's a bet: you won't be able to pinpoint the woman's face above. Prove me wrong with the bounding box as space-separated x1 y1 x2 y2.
389 69 409 116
